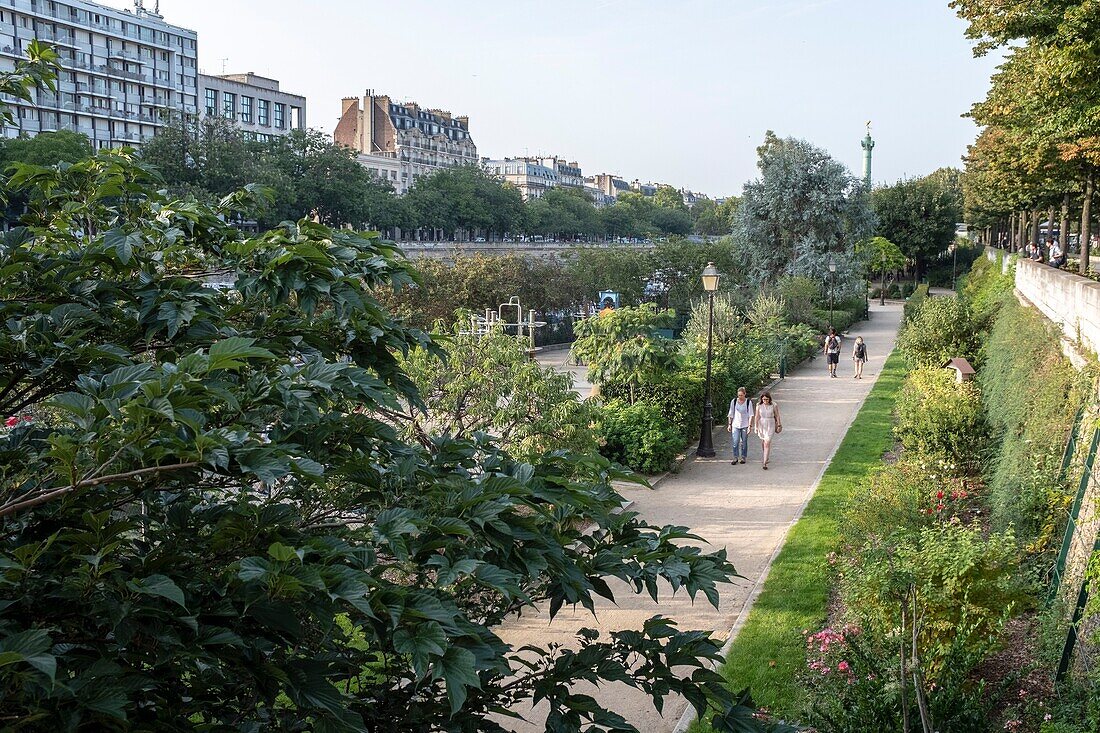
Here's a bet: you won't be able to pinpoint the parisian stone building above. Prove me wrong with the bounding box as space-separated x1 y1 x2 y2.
199 72 305 142
0 0 198 148
334 89 477 194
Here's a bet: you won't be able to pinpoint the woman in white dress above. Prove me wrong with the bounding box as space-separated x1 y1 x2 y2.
755 391 782 470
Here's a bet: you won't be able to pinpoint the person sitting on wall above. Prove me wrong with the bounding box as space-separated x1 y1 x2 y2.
1049 238 1066 268
599 298 615 317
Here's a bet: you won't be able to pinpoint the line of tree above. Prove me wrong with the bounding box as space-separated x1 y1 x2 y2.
954 0 1100 273
134 116 735 241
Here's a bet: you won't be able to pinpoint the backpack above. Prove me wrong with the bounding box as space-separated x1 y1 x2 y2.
827 335 840 352
855 342 866 359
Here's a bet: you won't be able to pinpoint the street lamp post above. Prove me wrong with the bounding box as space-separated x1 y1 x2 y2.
696 262 721 459
880 250 887 306
827 255 837 323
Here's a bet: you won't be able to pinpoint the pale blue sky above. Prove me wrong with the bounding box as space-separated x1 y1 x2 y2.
112 0 1001 197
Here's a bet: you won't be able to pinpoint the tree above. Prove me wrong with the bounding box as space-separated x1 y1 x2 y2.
140 119 402 230
571 304 680 402
872 171 962 281
400 322 599 460
734 132 873 284
653 185 688 212
407 166 525 239
0 130 92 168
691 197 739 237
0 150 792 731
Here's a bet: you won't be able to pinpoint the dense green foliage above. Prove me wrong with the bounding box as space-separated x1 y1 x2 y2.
141 116 402 231
400 322 599 461
977 294 1090 554
597 400 685 475
0 147 786 731
872 169 963 279
897 295 981 368
895 367 986 466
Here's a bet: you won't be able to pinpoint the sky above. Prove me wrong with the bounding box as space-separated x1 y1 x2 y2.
108 0 1002 198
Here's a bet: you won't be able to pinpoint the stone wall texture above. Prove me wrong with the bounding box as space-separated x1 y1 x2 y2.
1011 252 1100 359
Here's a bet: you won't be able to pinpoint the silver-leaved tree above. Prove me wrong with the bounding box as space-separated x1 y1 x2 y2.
734 131 875 288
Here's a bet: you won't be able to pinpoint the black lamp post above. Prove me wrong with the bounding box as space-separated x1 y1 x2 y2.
880 250 887 306
827 255 837 323
696 262 721 459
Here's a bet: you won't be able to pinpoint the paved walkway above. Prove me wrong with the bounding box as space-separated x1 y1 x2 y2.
505 303 904 731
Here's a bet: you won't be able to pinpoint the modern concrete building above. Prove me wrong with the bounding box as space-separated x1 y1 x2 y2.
482 157 557 200
334 89 477 194
0 0 198 148
199 72 305 141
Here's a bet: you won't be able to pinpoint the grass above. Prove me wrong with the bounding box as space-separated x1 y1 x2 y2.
692 349 909 729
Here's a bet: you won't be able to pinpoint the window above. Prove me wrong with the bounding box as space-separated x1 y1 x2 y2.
222 91 235 118
273 102 285 129
204 88 216 116
257 98 269 126
240 95 252 124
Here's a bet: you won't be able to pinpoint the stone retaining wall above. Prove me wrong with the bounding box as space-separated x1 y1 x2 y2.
998 247 1100 358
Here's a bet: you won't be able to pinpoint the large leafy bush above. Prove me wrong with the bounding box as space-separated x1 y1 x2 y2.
895 367 986 467
897 295 981 368
0 151 779 731
596 400 683 474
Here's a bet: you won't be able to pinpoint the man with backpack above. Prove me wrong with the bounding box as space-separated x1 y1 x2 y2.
824 327 842 378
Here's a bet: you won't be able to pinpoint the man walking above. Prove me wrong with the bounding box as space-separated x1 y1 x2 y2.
824 327 842 378
727 387 755 465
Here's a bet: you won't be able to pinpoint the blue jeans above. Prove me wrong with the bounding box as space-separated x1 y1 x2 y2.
731 426 749 459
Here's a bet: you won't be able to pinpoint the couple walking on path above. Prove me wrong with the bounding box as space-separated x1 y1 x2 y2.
824 328 869 379
727 388 781 470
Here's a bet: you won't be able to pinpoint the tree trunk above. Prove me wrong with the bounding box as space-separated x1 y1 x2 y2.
911 592 935 733
1031 207 1041 247
1061 193 1071 252
1081 171 1094 275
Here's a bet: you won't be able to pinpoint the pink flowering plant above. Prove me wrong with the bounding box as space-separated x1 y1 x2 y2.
799 625 900 731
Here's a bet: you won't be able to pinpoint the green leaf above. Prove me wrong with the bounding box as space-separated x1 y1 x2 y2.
206 337 275 372
393 622 447 679
268 542 302 563
103 228 143 264
128 574 186 609
433 646 481 715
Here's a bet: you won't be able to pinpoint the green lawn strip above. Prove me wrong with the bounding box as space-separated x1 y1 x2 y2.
694 349 908 728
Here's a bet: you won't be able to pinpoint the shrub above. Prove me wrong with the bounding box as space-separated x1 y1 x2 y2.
896 295 980 368
778 275 821 325
596 399 683 474
840 523 1024 683
894 367 986 468
977 296 1092 552
903 283 929 322
961 254 1013 332
808 309 854 334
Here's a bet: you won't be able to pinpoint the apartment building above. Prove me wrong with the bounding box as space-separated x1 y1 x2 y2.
482 157 557 200
537 156 583 188
334 89 477 194
0 0 198 148
199 72 305 142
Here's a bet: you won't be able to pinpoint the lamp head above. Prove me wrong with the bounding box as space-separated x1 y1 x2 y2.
701 262 720 292
827 255 837 273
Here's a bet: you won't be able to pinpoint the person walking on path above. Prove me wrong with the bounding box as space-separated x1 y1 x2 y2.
824 327 842 378
852 336 868 379
754 392 781 470
727 387 754 465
